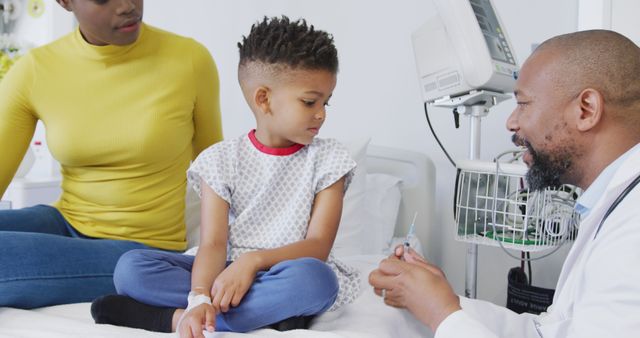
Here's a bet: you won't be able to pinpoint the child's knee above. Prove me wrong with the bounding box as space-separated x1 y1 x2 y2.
288 258 339 299
113 249 151 294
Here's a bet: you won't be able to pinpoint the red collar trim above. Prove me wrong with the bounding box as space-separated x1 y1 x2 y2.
248 130 304 156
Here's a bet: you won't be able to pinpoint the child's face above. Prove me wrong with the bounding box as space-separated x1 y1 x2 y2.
263 69 337 147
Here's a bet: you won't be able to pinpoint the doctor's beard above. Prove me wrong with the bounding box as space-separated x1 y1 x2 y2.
512 134 573 191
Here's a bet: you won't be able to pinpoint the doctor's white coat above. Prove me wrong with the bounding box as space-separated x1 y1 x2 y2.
436 144 640 338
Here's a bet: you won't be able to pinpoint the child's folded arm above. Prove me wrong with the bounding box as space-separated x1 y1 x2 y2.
243 177 346 271
191 180 230 297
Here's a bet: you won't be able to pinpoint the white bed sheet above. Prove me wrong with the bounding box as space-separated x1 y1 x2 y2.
0 255 433 338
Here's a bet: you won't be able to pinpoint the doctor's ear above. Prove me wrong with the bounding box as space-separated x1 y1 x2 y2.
254 86 271 115
574 88 604 132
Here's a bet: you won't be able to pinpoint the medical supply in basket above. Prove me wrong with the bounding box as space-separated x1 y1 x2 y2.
454 151 581 256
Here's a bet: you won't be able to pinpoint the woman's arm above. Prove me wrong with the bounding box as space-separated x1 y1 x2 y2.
243 176 346 270
190 42 223 158
0 54 37 195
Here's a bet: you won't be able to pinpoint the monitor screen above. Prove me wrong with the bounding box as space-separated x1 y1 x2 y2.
470 0 516 65
412 0 518 101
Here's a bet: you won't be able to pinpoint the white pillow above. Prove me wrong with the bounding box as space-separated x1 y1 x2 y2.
361 173 403 255
331 137 371 256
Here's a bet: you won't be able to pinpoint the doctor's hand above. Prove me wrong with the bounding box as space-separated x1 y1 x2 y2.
178 303 216 338
210 253 259 313
368 248 462 332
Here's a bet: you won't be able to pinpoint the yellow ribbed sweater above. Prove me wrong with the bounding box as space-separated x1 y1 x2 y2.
0 24 223 250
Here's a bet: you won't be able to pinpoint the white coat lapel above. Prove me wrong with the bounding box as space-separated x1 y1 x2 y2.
551 144 640 306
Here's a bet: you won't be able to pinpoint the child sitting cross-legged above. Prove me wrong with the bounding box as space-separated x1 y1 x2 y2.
90 15 361 336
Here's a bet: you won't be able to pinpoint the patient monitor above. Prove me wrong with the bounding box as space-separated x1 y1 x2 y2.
411 0 519 300
412 0 518 103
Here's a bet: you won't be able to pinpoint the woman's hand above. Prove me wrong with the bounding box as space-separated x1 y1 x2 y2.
178 303 216 338
210 253 259 313
368 247 461 332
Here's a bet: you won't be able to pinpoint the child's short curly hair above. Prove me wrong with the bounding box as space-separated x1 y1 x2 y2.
238 15 338 73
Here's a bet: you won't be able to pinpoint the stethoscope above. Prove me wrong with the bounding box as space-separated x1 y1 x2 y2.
593 174 640 239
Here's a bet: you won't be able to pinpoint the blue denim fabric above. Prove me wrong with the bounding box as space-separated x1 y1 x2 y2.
114 250 339 332
0 205 153 309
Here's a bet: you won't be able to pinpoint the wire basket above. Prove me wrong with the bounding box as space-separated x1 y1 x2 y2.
454 156 581 252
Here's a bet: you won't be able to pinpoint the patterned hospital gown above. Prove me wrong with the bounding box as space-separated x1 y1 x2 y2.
186 131 361 311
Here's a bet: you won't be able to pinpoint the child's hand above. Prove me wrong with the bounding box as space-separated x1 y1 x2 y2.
179 303 216 338
210 253 259 313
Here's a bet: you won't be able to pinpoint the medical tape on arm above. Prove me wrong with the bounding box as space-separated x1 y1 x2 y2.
176 292 213 334
186 291 212 313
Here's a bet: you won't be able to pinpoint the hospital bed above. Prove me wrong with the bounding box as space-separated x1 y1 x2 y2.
0 143 436 338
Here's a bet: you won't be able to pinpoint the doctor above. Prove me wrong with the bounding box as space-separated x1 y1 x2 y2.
369 29 640 337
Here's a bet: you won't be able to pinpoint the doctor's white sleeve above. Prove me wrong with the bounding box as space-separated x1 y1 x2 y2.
435 297 542 338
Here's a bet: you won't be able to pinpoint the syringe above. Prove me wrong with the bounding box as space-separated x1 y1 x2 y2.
403 212 418 259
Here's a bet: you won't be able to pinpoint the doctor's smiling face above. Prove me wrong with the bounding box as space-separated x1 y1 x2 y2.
506 49 584 191
56 0 143 46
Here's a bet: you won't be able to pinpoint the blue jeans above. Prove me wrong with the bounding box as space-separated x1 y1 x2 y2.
0 205 153 309
115 250 339 332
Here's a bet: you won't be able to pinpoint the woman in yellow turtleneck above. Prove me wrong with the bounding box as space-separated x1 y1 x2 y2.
0 0 222 309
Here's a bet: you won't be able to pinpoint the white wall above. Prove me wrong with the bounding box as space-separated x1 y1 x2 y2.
143 0 579 306
578 0 640 45
13 0 74 47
